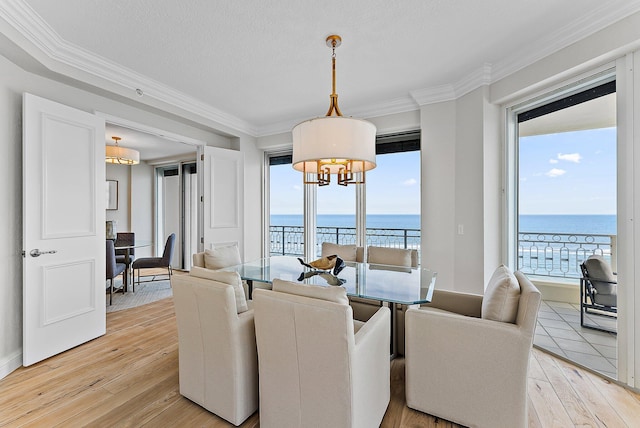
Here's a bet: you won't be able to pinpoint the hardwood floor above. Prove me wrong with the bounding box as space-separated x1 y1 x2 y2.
2 298 639 427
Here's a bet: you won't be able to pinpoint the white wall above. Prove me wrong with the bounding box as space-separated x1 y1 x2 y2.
130 162 154 258
420 101 457 291
105 164 131 232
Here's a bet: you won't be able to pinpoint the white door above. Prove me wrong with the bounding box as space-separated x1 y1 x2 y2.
201 146 244 255
23 93 106 366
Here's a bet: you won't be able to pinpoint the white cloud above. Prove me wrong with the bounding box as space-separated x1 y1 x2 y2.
557 153 581 163
293 185 301 190
545 168 566 178
403 178 417 186
549 159 558 164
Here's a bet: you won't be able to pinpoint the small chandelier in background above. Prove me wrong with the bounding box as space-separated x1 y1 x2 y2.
105 136 140 165
292 34 376 186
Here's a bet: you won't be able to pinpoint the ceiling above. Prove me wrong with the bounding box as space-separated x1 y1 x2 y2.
2 0 640 159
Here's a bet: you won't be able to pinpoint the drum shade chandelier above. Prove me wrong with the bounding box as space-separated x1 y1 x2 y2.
292 35 376 186
105 136 140 165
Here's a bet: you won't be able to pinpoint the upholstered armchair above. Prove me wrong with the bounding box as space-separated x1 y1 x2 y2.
172 267 258 426
405 266 541 428
253 279 390 428
322 244 417 356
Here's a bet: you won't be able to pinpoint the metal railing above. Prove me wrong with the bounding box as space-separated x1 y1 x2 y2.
269 225 420 257
269 226 616 279
518 232 616 279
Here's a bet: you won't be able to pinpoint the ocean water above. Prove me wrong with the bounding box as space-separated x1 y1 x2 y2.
270 214 616 235
519 214 616 235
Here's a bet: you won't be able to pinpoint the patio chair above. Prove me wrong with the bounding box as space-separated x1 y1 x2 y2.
580 255 617 333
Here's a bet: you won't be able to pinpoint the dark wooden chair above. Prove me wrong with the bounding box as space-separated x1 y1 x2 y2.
115 232 135 289
106 240 126 305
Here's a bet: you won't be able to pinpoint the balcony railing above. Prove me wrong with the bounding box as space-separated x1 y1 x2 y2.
518 232 616 279
269 225 420 257
269 226 616 280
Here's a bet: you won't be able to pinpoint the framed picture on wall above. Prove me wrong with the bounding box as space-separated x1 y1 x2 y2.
106 180 118 210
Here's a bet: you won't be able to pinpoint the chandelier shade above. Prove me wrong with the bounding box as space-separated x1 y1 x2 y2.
292 116 376 174
105 136 140 165
291 34 376 186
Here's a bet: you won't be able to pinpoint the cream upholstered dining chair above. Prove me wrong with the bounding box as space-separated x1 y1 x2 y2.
252 279 390 428
172 267 258 426
192 244 269 296
322 244 418 356
405 265 541 428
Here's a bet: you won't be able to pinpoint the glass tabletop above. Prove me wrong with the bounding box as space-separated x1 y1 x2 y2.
221 256 437 305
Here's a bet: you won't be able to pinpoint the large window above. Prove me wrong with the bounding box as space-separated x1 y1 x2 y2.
267 131 421 260
513 78 616 279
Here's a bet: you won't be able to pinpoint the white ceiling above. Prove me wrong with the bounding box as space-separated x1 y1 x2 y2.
2 0 640 159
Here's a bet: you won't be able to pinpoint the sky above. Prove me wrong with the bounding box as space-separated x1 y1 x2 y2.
270 151 421 215
519 127 616 215
270 125 616 216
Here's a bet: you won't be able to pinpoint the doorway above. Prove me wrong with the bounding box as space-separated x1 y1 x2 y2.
509 73 618 379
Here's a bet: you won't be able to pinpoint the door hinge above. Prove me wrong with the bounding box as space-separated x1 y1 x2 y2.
201 196 203 202
201 154 204 161
200 237 204 244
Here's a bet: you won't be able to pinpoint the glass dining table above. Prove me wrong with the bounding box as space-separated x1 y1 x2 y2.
221 255 437 356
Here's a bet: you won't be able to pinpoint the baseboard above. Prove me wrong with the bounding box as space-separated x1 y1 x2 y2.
0 350 22 380
531 278 579 304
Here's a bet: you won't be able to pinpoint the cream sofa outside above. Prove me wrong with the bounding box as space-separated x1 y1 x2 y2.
405 271 541 428
172 272 258 426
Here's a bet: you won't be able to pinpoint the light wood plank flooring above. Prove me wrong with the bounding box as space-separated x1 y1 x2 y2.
1 298 639 427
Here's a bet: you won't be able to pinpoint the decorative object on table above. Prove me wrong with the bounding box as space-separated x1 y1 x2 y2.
297 254 345 275
291 34 376 186
105 220 117 240
297 269 346 286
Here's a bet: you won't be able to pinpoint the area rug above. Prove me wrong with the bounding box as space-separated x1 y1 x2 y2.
106 279 173 313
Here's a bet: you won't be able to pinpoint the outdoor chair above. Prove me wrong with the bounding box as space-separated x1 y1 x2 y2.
580 255 617 333
131 233 175 291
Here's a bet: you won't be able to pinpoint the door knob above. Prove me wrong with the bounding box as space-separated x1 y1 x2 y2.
29 249 57 257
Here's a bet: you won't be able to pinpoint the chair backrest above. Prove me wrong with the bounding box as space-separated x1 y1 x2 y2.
115 232 135 256
106 240 118 280
161 233 176 265
367 245 418 268
253 285 356 427
513 271 542 336
582 255 617 295
171 273 258 424
321 242 364 263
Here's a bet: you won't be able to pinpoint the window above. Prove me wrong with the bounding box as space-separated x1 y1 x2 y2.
266 131 421 261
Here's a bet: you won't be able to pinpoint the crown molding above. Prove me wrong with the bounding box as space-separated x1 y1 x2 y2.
3 0 640 137
410 0 640 107
256 95 419 137
491 0 640 82
0 0 258 137
410 83 456 106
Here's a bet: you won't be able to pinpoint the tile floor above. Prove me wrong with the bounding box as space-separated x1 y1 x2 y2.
534 300 617 379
